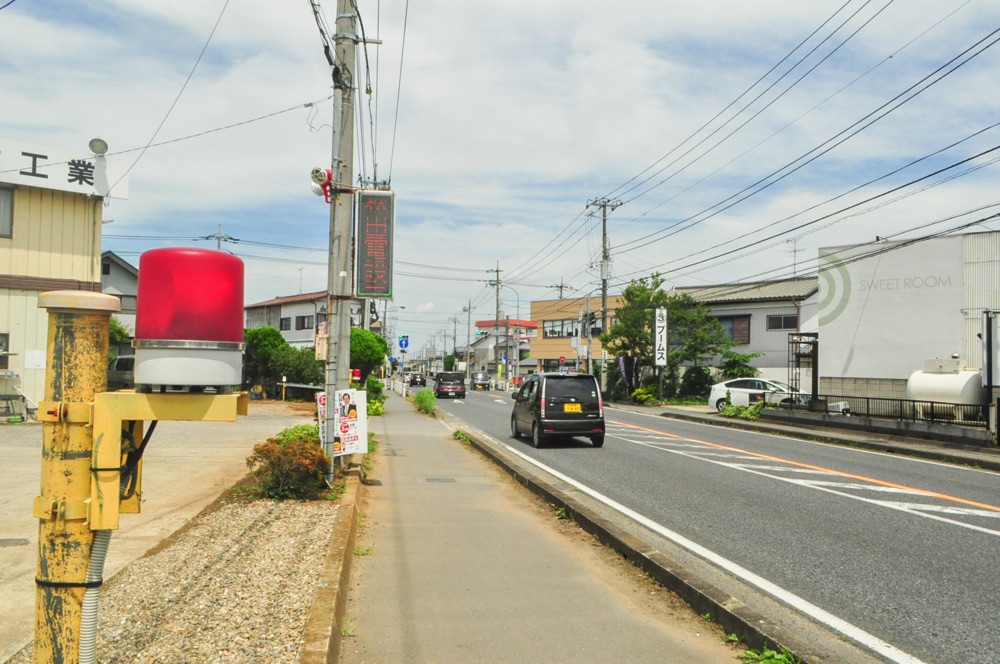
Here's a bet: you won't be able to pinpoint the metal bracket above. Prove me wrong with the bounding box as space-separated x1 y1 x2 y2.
37 401 93 424
33 497 90 522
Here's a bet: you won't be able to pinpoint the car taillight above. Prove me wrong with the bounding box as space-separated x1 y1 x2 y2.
597 390 604 417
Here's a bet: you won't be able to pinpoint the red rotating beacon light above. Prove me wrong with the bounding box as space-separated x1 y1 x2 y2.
133 248 245 391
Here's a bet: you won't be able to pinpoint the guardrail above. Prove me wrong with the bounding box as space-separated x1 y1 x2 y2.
776 394 990 429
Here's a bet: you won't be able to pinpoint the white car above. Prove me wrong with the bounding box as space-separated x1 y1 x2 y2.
708 378 803 411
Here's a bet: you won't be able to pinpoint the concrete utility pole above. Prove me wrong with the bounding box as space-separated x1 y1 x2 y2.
587 197 621 390
325 0 358 455
492 264 502 381
463 301 473 378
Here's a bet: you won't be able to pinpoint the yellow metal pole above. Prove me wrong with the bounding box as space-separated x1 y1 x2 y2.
33 292 119 664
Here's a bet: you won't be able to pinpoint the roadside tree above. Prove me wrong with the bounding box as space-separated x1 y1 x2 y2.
600 274 732 397
350 327 389 385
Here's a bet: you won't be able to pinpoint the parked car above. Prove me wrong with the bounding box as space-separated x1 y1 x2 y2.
409 372 426 386
107 355 135 391
510 372 604 448
471 371 491 391
435 371 466 398
708 378 804 411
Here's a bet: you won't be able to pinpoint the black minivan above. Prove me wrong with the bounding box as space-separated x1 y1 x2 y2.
510 372 604 448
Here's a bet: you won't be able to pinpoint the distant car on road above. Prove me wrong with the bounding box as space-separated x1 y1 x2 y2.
409 372 426 386
435 372 466 399
471 371 491 391
708 378 803 411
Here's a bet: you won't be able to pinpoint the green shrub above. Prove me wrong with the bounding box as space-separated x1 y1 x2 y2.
719 400 767 421
366 375 386 404
368 399 385 416
246 426 330 500
270 424 320 444
412 388 436 414
679 366 714 397
630 385 659 405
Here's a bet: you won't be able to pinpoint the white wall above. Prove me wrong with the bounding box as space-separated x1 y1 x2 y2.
818 236 965 379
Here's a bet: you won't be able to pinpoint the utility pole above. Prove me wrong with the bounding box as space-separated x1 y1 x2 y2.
324 0 357 470
587 197 621 391
492 264 502 383
463 301 473 379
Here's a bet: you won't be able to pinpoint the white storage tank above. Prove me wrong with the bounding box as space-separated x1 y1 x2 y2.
906 363 987 421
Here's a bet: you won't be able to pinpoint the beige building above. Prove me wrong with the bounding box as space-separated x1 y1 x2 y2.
0 139 126 407
525 295 622 373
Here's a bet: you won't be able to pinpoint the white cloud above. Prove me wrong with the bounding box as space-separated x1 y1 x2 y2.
2 0 998 352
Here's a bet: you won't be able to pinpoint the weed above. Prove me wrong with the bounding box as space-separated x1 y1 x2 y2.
354 543 375 556
453 430 473 444
703 611 714 622
740 645 801 663
412 389 436 414
326 480 347 501
555 506 568 520
727 633 741 643
339 616 357 637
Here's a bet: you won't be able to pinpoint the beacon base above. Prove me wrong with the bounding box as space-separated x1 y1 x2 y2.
133 341 243 392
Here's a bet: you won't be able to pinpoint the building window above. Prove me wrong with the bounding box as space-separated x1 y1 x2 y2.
120 295 137 313
295 315 314 331
0 333 8 370
0 187 12 238
717 315 751 345
767 314 798 331
102 262 111 275
279 317 291 331
542 319 580 338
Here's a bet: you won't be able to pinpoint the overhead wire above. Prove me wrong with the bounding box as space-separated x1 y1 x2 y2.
613 27 1000 257
505 1 879 286
607 0 974 238
611 0 885 205
107 0 232 197
617 121 1000 280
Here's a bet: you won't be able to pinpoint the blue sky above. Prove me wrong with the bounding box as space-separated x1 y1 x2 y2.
3 0 999 355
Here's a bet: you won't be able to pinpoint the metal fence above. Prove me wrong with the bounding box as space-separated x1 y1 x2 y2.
776 394 990 429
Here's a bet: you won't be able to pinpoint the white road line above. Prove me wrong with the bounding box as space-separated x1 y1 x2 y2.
620 435 1000 538
487 435 927 664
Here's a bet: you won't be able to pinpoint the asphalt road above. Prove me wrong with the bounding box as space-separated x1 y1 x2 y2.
432 387 1000 664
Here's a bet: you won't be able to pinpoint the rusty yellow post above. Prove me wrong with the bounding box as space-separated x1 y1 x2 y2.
33 291 119 664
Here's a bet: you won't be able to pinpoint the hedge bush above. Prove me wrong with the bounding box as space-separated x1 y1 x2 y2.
246 426 330 500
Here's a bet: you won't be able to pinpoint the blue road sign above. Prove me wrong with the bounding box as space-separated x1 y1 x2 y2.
399 338 409 350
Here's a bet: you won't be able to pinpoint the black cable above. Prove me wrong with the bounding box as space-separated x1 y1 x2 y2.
120 420 158 501
615 27 1000 257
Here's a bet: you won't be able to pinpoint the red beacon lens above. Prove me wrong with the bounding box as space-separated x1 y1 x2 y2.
133 248 245 391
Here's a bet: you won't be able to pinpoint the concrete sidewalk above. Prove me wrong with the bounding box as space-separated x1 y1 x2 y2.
335 404 742 663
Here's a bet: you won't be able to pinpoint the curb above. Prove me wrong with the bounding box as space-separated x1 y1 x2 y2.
301 461 363 664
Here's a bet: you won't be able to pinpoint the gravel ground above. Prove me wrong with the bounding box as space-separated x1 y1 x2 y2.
9 496 340 664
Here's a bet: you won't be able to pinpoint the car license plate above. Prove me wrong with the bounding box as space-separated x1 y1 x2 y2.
564 403 581 413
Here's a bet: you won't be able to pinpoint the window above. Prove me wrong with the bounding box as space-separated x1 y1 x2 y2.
767 314 798 331
102 262 111 275
717 315 751 345
542 319 580 338
0 333 8 370
295 315 314 331
0 187 12 238
279 317 291 331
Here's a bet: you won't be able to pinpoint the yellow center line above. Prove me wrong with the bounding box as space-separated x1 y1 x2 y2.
611 419 1000 514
